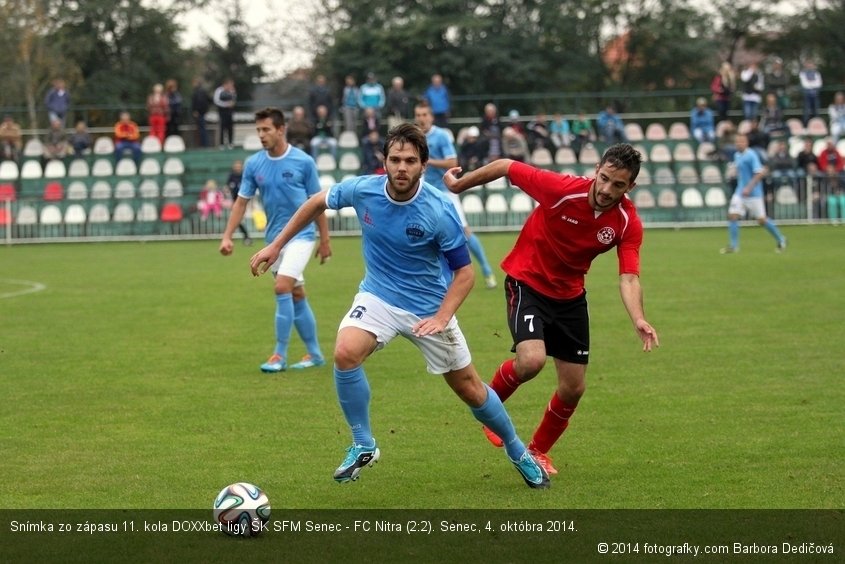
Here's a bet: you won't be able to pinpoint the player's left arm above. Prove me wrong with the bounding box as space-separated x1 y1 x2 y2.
250 192 328 276
742 166 768 197
619 273 659 352
413 262 474 337
314 212 332 264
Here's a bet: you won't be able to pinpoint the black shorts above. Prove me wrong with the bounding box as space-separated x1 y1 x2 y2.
504 276 590 365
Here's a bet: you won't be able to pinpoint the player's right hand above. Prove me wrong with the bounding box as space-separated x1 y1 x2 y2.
219 238 234 256
442 166 463 192
249 247 277 276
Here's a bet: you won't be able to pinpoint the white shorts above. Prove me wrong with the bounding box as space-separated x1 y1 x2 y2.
447 191 469 228
728 195 767 219
271 238 316 286
338 292 472 374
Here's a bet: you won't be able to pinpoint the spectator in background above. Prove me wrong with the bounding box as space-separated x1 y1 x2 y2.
739 62 764 121
480 103 502 162
0 115 22 161
828 92 845 143
385 76 411 131
146 83 169 144
69 120 92 157
358 72 385 117
360 129 385 175
767 140 798 190
597 105 626 144
796 137 818 177
690 97 716 143
191 77 212 147
286 106 314 154
816 137 844 174
225 160 251 245
310 104 338 160
799 60 823 127
308 74 334 126
549 112 572 149
501 126 529 162
821 164 845 224
359 107 380 140
424 73 451 128
198 179 225 220
570 110 594 159
113 111 142 164
340 74 360 133
710 62 736 124
506 109 526 138
458 126 487 172
214 78 237 148
43 118 69 162
44 78 70 127
765 57 790 109
527 113 556 157
716 121 738 162
746 118 769 160
759 93 788 139
165 79 183 139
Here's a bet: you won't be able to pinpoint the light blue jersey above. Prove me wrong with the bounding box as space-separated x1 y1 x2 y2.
326 175 466 317
733 148 765 198
423 125 457 191
239 145 321 243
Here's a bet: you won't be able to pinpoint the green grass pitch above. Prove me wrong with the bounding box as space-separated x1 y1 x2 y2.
1 225 843 509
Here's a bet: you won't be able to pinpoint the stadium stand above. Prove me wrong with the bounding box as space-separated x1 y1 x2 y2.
90 180 112 200
42 181 64 201
67 159 90 177
141 136 162 154
0 160 19 181
115 158 138 176
23 138 44 158
93 136 115 155
66 181 87 200
91 159 114 177
163 135 186 153
0 183 16 201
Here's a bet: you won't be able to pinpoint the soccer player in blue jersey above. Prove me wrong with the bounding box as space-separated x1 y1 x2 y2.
721 133 787 254
249 123 549 489
220 107 332 373
414 100 498 289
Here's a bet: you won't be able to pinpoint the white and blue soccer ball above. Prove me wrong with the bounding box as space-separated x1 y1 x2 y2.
213 482 271 537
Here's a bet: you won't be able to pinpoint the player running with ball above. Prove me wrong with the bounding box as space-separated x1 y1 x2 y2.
443 143 660 477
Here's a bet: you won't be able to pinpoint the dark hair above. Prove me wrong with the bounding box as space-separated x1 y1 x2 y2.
600 143 642 181
383 123 429 164
254 107 285 128
414 99 432 111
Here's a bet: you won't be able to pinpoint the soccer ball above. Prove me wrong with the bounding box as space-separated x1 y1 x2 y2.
212 482 271 537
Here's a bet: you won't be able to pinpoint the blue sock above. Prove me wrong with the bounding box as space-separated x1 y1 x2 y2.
274 293 294 358
470 384 526 461
728 220 739 249
467 233 493 277
762 219 784 243
334 366 373 446
294 297 323 359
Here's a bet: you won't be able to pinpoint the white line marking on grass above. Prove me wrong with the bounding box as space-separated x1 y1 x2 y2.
0 279 47 299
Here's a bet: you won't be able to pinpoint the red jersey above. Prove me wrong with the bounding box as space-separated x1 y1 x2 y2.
501 161 643 300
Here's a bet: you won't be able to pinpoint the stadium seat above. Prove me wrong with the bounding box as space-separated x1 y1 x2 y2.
66 181 88 200
509 192 534 213
115 158 138 176
806 117 828 137
0 160 19 181
141 135 162 154
319 174 336 190
113 180 136 199
42 181 64 201
21 160 43 179
632 143 649 164
645 123 667 140
163 135 186 153
672 142 696 162
338 131 359 149
339 153 361 172
530 148 554 167
88 203 110 224
812 138 827 155
91 158 114 177
675 164 698 184
649 143 672 163
138 179 160 199
704 187 727 207
136 202 158 222
67 159 90 177
633 188 656 208
668 122 691 140
89 180 112 200
775 185 799 205
486 177 508 191
23 138 44 158
43 159 67 178
579 145 600 165
93 136 115 155
0 207 11 226
316 153 337 172
653 166 675 185
657 188 678 208
162 157 185 175
555 147 578 165
16 205 37 226
700 164 723 184
0 183 16 201
680 187 704 207
160 202 183 222
786 118 804 136
460 193 484 214
695 142 716 162
242 134 262 151
139 158 162 176
624 123 644 142
112 202 135 223
161 179 184 198
63 203 87 225
837 139 845 155
39 204 63 225
485 193 508 214
636 168 652 185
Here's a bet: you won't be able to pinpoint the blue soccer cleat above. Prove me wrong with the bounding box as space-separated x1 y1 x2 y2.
334 442 380 483
290 354 326 370
260 354 286 373
511 450 551 489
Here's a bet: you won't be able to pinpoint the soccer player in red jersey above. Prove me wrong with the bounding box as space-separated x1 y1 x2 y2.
442 144 659 476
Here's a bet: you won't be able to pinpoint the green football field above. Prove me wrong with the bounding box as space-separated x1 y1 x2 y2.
1 225 843 510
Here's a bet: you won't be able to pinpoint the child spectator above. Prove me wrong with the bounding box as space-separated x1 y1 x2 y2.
198 179 224 220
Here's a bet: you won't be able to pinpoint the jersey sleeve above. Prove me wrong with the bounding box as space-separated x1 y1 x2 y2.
238 156 258 199
508 160 575 208
617 211 643 276
326 176 361 210
435 198 468 253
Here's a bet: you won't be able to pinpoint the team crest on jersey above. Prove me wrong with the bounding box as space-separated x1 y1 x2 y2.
597 226 615 244
406 223 425 241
